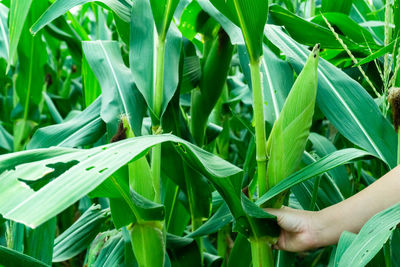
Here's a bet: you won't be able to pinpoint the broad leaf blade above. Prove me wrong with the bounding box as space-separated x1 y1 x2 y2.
31 0 132 34
8 0 32 67
0 134 241 227
0 245 49 267
338 203 400 267
28 97 105 149
82 41 146 136
322 0 353 14
0 124 13 152
53 205 109 262
0 3 9 61
257 148 372 205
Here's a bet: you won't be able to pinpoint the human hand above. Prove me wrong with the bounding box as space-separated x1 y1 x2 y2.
265 206 322 252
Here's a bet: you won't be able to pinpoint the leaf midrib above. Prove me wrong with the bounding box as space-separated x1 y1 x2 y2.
98 41 129 117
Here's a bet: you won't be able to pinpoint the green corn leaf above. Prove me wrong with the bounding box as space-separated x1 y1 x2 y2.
30 0 132 34
337 203 400 267
0 134 241 228
321 0 353 14
265 25 397 168
162 90 213 223
309 133 351 198
82 54 102 107
291 151 345 211
24 218 57 265
227 234 251 267
53 205 109 262
351 0 384 44
28 97 106 149
110 197 135 228
130 0 182 120
166 234 202 266
0 245 50 267
15 0 48 111
209 0 268 62
0 124 13 152
43 93 63 124
257 148 372 206
187 203 233 238
269 5 373 50
354 37 400 67
0 4 9 61
82 41 146 136
311 12 376 45
8 0 33 68
130 223 165 267
178 1 207 41
196 0 243 44
334 232 356 266
0 147 77 173
241 194 279 238
149 0 180 39
91 231 125 266
266 44 320 191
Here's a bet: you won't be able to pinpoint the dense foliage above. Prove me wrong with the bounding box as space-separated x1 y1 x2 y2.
0 0 399 266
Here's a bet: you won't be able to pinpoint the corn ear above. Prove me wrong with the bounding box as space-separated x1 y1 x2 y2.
191 28 234 146
265 44 320 207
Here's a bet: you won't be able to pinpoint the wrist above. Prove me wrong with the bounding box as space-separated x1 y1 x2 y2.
311 209 341 248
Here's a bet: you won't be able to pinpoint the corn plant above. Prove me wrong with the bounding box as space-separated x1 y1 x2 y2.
0 0 400 266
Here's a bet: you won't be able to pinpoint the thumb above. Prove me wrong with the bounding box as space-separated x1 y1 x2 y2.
265 206 303 233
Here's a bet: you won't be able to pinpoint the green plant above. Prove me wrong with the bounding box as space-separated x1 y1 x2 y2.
0 0 400 266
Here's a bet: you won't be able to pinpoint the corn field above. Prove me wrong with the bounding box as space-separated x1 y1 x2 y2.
0 0 399 266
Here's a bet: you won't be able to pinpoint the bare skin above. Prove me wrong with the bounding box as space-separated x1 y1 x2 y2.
265 165 400 252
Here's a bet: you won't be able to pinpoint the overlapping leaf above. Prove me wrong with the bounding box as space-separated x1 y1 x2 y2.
28 97 105 149
0 134 241 228
257 148 372 205
0 3 9 61
82 41 146 136
31 0 132 34
337 203 400 267
53 205 109 262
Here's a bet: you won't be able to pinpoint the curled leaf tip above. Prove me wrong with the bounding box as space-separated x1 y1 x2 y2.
388 87 400 132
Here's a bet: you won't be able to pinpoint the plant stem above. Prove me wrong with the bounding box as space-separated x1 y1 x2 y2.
250 239 274 267
154 39 166 120
151 142 162 203
152 38 166 204
250 61 268 197
193 217 204 265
